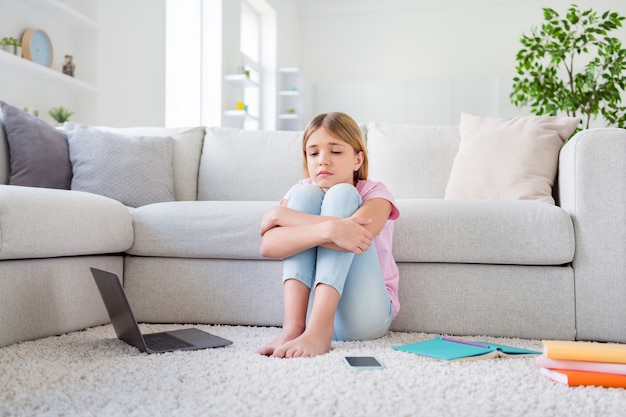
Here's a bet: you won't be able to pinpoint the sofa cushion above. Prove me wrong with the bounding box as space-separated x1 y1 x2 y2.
392 199 574 265
95 126 205 201
0 113 9 184
0 185 133 260
65 123 176 208
0 101 72 189
366 122 460 198
197 127 303 201
128 201 276 258
445 113 579 204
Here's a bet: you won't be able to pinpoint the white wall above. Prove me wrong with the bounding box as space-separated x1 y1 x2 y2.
96 0 166 127
93 0 626 128
268 0 300 67
298 0 626 126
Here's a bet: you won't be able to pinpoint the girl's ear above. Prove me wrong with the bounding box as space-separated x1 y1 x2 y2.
353 150 364 171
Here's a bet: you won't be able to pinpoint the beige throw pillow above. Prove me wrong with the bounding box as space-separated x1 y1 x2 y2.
444 113 579 204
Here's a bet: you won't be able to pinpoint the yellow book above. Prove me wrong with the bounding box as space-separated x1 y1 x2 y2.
541 340 626 364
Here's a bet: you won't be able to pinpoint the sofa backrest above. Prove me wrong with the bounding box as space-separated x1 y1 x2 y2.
366 122 460 198
0 114 465 202
197 126 304 201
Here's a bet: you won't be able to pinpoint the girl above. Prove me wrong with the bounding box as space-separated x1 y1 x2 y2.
258 112 400 358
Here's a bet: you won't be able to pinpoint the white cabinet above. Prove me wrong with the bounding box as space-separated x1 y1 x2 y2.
277 67 303 131
0 0 98 124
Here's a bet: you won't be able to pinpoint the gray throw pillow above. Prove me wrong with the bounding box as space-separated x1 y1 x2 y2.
0 101 72 189
64 123 175 207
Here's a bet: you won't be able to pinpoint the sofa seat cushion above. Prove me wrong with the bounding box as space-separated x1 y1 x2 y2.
0 185 133 260
128 201 276 259
393 199 574 265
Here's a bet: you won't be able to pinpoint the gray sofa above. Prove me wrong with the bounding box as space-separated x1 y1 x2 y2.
1 116 624 349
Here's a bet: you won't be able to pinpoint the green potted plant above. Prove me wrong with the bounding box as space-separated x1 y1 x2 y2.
11 37 22 57
48 107 74 125
1 37 21 56
1 37 11 53
510 4 626 129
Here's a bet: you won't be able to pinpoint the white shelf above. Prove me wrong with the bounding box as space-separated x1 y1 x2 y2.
224 110 258 121
279 90 299 96
1 0 99 123
21 0 98 30
0 50 97 93
278 67 300 73
224 74 258 88
277 67 303 131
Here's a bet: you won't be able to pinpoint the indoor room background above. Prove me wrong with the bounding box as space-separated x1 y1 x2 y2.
1 0 624 129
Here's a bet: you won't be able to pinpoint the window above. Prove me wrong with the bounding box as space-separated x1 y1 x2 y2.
239 1 261 129
165 0 276 129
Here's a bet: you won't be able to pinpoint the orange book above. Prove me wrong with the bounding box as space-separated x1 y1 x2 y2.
540 367 626 388
541 340 626 364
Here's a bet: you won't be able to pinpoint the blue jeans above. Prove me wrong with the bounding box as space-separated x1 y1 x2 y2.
283 183 394 341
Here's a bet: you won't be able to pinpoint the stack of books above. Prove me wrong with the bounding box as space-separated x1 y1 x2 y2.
537 340 626 388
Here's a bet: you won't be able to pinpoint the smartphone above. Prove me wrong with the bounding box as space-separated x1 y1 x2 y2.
343 356 384 370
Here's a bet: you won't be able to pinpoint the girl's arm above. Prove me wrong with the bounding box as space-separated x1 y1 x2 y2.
259 198 392 259
351 198 392 237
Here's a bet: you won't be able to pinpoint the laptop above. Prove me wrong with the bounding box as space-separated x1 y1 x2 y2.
90 267 232 354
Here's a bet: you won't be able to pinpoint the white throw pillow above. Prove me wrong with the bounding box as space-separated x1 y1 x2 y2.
197 126 303 201
95 125 205 201
366 122 461 198
444 113 579 204
65 123 175 207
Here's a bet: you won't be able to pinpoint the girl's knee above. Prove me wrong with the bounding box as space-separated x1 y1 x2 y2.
321 183 362 217
325 183 359 199
287 184 325 213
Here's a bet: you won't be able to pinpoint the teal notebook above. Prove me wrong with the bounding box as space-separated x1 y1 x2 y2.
393 336 541 361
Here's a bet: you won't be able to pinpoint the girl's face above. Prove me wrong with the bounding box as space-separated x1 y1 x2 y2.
305 127 364 191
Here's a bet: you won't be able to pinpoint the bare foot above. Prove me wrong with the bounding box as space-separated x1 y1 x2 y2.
257 326 304 356
271 329 332 358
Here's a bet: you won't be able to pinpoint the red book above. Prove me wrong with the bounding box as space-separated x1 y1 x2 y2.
540 367 626 388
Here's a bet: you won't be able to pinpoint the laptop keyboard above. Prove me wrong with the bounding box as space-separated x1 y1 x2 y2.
144 332 194 352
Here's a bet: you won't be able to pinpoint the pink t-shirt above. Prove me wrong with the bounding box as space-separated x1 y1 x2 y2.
284 179 401 317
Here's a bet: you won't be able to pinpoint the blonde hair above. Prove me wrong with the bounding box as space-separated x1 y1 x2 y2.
301 112 368 181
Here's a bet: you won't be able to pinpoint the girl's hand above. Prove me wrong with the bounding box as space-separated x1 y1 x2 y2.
260 206 280 236
327 217 374 255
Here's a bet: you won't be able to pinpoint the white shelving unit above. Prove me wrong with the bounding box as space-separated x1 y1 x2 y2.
0 0 98 124
222 71 260 130
277 67 304 131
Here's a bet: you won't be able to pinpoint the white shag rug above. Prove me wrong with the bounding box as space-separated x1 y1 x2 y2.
1 324 625 417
